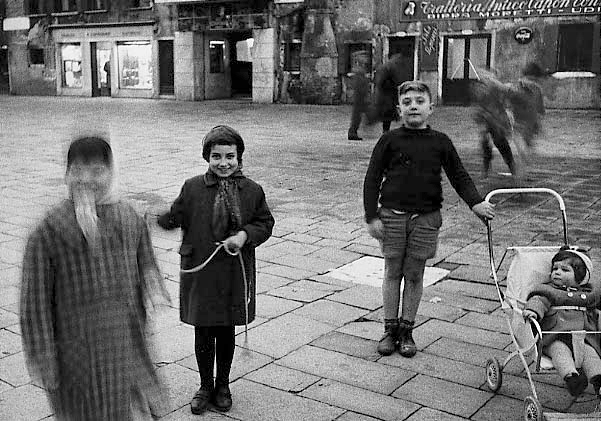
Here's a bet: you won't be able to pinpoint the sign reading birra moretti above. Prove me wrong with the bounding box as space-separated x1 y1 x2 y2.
401 0 600 20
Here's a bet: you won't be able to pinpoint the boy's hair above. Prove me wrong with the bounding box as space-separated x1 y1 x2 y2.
398 80 432 101
552 247 593 284
67 136 113 170
202 125 245 164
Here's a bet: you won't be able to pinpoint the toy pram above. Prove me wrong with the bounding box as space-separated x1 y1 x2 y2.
482 188 601 421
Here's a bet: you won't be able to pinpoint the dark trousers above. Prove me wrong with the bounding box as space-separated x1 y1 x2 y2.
480 126 515 175
194 325 235 390
348 102 368 136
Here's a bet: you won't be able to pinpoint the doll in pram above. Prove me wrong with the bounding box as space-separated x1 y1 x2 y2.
482 188 601 421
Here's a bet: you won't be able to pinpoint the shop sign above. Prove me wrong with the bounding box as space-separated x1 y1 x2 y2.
3 17 30 31
401 0 601 21
420 24 439 71
514 27 533 44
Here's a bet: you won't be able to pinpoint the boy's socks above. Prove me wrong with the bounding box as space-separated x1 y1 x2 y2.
565 372 588 397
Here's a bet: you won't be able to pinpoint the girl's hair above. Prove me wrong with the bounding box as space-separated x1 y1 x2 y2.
67 136 113 169
552 247 589 284
201 125 245 164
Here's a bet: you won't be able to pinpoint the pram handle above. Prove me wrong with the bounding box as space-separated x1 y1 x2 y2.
484 188 566 211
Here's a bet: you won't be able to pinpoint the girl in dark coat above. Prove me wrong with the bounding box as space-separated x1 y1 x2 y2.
158 125 274 414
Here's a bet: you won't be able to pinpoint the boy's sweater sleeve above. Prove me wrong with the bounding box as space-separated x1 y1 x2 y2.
363 137 388 223
158 181 187 230
242 186 275 247
441 139 483 209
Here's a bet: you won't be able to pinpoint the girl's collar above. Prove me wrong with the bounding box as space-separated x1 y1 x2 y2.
204 169 245 186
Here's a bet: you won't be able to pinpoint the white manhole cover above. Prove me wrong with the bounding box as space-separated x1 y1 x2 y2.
326 256 449 288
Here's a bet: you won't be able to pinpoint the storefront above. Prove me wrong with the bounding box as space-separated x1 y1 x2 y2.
52 24 162 98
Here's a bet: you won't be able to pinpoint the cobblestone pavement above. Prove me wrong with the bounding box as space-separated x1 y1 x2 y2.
0 96 600 421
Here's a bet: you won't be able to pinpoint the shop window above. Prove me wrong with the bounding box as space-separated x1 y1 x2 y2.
29 48 45 65
346 43 372 74
83 0 107 10
209 41 225 73
283 41 301 72
557 24 594 72
61 43 82 88
117 41 153 89
129 0 152 8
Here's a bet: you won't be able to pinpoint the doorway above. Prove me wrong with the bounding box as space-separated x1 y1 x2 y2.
205 35 230 99
442 35 491 105
230 31 253 98
91 42 111 97
388 37 415 83
0 47 8 94
159 40 174 95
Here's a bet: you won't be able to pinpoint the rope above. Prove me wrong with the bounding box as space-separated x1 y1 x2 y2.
180 242 250 348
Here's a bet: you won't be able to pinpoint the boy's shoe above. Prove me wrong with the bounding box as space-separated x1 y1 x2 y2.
398 319 417 358
565 372 588 397
212 384 233 412
190 387 212 414
377 321 399 356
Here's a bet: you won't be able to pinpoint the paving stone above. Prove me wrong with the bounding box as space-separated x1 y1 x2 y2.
159 406 230 420
392 374 491 418
256 294 303 318
310 331 380 361
307 274 356 288
0 380 12 394
282 232 323 244
146 306 182 335
469 394 524 421
315 238 351 248
153 363 202 418
227 378 345 421
266 282 334 303
424 337 515 372
275 254 339 273
277 216 318 227
0 287 19 308
235 313 333 358
0 329 22 358
413 319 510 351
405 407 467 421
260 264 319 281
0 309 18 330
0 384 53 421
492 372 573 412
300 378 420 421
328 285 382 310
421 289 499 313
291 300 369 327
336 411 381 421
429 279 500 301
262 240 321 257
279 345 414 395
0 352 30 387
243 363 320 393
343 243 383 258
449 264 497 283
306 247 363 265
380 348 486 388
255 272 294 293
415 300 466 322
0 266 20 289
336 320 383 342
455 311 508 333
149 324 195 364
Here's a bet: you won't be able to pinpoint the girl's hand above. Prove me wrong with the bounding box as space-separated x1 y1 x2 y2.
367 219 384 240
223 231 248 254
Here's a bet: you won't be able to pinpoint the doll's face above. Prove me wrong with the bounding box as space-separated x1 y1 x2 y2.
209 144 239 178
551 259 577 288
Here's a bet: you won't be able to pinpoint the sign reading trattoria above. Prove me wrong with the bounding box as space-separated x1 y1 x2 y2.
401 0 600 20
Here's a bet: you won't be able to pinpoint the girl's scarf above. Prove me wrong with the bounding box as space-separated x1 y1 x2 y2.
209 169 244 241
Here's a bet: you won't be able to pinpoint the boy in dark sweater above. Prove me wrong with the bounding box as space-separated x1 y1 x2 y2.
363 81 495 357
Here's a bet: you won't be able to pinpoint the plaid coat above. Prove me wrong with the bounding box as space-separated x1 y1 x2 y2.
20 200 168 421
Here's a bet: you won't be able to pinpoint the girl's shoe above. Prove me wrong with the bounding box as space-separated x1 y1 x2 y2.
212 384 233 412
190 388 212 414
565 372 588 397
376 320 399 356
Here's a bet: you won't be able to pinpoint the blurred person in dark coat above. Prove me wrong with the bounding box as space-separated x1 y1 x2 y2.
20 136 169 421
347 52 371 141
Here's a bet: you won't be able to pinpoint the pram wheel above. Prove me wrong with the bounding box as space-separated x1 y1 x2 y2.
485 357 503 392
523 396 543 421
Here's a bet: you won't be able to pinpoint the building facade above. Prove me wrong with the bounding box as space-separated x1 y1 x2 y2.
2 0 599 107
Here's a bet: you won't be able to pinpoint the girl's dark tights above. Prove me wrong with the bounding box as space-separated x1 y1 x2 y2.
194 325 235 390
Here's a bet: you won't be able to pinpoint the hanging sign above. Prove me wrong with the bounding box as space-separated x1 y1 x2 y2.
420 24 439 71
514 27 534 44
400 0 601 21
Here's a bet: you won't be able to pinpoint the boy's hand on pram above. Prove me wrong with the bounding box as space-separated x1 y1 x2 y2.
523 309 538 321
472 201 495 221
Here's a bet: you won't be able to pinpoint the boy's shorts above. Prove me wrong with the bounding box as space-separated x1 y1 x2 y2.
378 207 442 261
